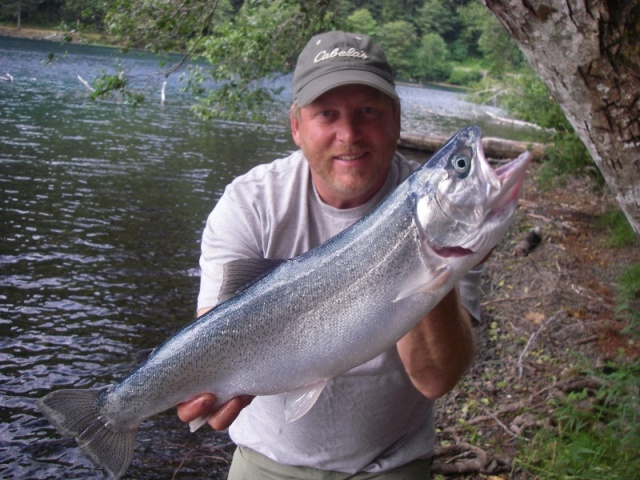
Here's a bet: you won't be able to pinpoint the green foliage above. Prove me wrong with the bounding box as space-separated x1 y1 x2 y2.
61 0 107 31
477 14 523 76
447 66 483 87
415 0 457 39
597 210 640 248
517 362 640 479
372 20 417 80
536 130 598 189
345 8 377 36
186 0 335 121
0 0 43 27
499 68 565 129
455 1 492 60
89 72 145 106
618 264 640 301
616 263 640 336
496 66 597 188
413 32 452 82
105 0 221 53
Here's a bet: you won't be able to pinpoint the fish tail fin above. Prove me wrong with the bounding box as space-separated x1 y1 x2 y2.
37 387 137 480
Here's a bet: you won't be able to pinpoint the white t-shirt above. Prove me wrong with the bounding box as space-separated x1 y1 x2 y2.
197 150 481 473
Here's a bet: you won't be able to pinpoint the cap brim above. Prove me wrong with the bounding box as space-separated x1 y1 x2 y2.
296 69 399 107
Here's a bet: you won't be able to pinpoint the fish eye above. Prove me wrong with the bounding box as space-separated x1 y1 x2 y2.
450 154 471 175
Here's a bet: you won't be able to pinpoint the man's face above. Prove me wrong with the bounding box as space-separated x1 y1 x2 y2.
291 84 401 209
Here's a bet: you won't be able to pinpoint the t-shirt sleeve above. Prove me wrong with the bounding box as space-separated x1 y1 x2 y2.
197 187 263 311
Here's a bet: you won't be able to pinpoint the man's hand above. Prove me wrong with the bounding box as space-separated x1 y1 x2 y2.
177 393 254 430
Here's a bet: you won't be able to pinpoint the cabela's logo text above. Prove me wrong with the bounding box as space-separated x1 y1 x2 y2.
314 48 369 63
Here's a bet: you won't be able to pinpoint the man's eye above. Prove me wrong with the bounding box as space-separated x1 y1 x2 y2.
316 110 334 119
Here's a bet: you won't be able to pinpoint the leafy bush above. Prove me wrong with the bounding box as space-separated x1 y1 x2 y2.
346 8 377 36
374 20 418 81
413 32 452 82
498 67 599 188
447 67 483 86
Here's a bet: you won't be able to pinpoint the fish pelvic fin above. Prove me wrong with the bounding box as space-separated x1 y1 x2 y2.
37 387 137 480
284 380 328 422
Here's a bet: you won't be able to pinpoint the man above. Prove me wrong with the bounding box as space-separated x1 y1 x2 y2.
178 31 480 479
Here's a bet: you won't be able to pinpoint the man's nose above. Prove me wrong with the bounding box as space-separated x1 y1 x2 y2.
335 114 362 143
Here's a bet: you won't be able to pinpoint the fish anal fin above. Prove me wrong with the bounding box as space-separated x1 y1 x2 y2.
218 258 285 303
393 265 452 302
189 414 210 433
284 380 327 422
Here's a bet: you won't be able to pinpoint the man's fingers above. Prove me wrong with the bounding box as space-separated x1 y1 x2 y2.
207 395 254 430
176 393 216 423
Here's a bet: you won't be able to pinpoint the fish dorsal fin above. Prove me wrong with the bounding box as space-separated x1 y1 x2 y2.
393 265 452 302
218 258 285 303
284 380 328 422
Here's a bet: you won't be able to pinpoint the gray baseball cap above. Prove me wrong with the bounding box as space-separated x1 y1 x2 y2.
292 31 398 107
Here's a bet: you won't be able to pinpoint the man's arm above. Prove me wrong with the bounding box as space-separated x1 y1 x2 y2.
396 288 475 400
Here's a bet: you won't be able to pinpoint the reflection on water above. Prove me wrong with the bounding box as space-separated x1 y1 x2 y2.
1 37 542 479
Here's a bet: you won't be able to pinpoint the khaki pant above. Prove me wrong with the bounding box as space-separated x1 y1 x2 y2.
227 446 432 480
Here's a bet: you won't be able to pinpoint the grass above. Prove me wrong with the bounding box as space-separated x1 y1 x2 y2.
515 225 640 479
596 210 640 248
515 361 640 479
617 263 640 337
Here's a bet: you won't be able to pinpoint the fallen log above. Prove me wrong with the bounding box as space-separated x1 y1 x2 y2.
399 131 546 160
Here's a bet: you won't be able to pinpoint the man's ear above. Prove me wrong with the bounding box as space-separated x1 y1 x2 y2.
290 106 302 147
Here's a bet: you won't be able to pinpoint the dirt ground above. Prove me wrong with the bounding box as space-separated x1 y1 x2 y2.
432 162 640 478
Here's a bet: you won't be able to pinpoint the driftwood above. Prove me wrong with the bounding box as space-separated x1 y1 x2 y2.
432 442 512 475
77 75 95 92
399 132 546 160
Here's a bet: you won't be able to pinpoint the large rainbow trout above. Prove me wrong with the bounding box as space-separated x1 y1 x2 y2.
37 126 530 479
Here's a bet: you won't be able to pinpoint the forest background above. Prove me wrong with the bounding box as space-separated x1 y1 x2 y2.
1 0 588 181
1 0 521 85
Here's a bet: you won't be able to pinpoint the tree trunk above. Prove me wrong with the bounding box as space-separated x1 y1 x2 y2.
483 0 640 235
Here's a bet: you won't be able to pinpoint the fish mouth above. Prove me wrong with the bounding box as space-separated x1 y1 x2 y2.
433 246 474 257
488 150 532 211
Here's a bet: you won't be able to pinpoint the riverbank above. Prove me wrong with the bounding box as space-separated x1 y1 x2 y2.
0 24 111 45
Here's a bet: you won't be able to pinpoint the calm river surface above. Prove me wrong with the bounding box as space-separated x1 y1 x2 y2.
1 37 539 479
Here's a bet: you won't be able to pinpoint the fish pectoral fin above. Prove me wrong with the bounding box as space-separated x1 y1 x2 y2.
218 258 285 303
393 265 452 302
284 380 328 422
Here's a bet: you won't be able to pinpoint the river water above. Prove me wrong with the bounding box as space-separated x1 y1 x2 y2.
0 37 540 479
